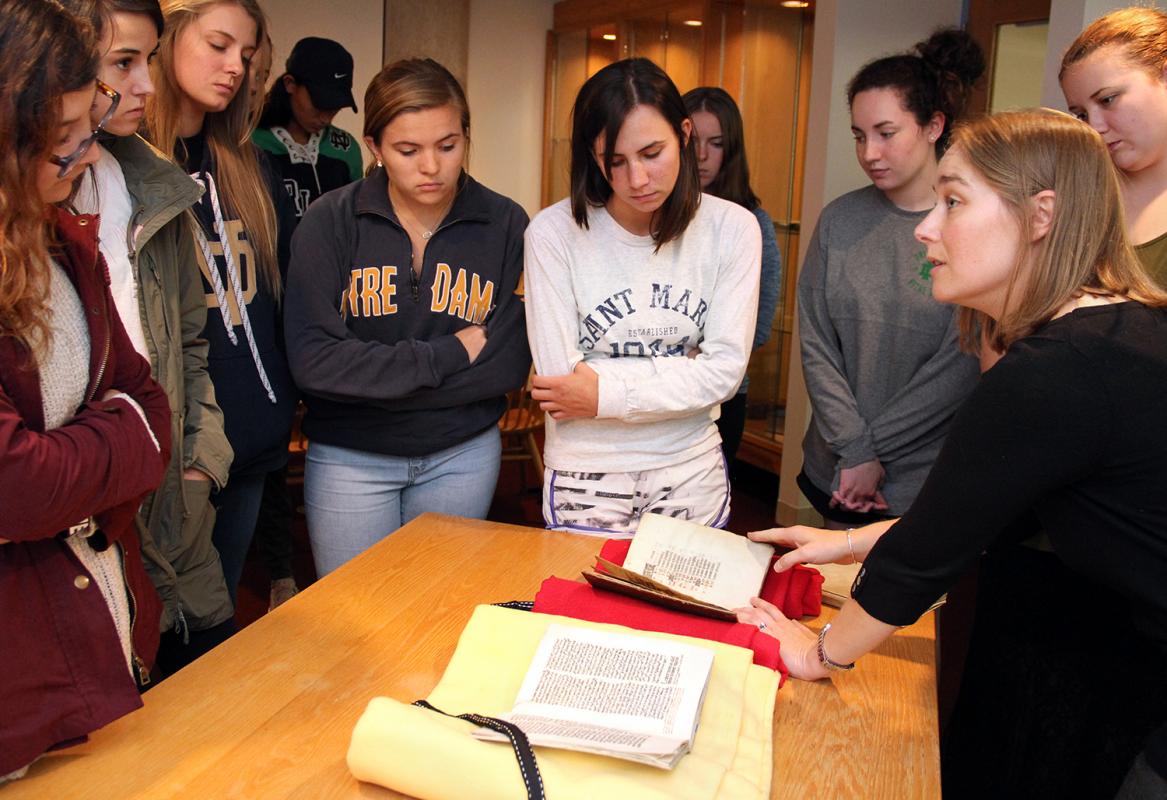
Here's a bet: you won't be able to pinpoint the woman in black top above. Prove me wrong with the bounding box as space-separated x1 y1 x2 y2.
741 110 1167 798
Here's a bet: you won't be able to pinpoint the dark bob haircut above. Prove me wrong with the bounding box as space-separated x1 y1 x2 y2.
569 58 700 251
682 86 759 211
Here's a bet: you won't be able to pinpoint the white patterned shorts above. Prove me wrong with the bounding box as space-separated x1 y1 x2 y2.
542 446 731 538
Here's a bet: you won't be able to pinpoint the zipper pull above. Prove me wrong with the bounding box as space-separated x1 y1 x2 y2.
134 653 151 686
410 267 420 302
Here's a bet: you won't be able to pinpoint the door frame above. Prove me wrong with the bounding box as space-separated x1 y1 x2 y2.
966 0 1051 114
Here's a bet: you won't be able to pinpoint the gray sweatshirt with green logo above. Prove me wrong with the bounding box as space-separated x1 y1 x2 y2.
798 184 979 515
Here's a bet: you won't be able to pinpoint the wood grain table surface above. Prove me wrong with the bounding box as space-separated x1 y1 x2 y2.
6 513 939 799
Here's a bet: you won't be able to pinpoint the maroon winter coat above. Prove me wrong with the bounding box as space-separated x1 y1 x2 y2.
0 208 170 775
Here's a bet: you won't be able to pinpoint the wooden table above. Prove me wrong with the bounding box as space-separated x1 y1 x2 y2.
7 514 939 799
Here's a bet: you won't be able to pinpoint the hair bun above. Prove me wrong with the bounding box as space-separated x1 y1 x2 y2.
916 28 986 88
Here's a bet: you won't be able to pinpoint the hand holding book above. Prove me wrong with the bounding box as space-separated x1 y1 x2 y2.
583 515 777 619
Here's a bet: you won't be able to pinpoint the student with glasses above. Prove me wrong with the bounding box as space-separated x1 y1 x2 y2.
0 0 170 781
50 79 121 175
64 0 236 677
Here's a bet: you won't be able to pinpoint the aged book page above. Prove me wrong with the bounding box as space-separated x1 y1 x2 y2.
475 624 714 769
622 515 774 610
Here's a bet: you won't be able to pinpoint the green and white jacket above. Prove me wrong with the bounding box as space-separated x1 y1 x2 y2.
253 123 364 219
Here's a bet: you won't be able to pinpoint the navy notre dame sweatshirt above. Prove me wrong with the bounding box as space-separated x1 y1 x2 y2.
283 168 531 457
180 132 298 476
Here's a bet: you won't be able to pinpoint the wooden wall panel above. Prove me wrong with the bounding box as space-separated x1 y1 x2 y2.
384 0 470 84
543 29 587 206
665 12 705 93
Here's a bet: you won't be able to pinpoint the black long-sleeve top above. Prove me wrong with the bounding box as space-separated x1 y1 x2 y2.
855 302 1167 643
283 169 531 456
852 301 1167 774
179 133 299 476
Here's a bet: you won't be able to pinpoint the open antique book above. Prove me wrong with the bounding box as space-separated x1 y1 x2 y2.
582 514 775 621
473 624 714 769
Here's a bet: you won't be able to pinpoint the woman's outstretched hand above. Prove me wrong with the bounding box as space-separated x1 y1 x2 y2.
735 597 828 680
748 525 853 572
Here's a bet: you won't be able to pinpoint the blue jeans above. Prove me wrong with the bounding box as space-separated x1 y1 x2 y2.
210 471 266 606
304 427 502 577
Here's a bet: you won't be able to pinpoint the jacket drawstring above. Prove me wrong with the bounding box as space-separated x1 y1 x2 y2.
190 170 277 404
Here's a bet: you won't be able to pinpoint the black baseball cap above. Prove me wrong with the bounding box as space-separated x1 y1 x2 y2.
286 37 357 112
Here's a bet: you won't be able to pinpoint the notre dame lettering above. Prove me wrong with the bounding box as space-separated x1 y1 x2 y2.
344 262 494 323
282 177 311 219
196 219 258 326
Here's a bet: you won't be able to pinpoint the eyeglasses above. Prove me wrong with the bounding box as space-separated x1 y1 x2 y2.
48 81 121 178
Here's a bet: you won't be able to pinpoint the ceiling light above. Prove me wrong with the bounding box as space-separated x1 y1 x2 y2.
682 19 702 26
780 1 809 7
602 33 616 40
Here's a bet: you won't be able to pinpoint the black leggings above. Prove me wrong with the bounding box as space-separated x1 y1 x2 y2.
716 392 748 464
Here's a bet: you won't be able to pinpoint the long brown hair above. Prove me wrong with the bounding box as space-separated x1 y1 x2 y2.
1060 6 1167 80
951 109 1167 352
682 86 759 211
0 0 98 348
147 0 279 293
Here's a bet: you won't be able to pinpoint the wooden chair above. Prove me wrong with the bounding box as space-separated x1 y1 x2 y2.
498 366 544 486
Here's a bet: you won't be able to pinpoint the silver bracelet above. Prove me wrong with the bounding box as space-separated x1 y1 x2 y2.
817 623 855 672
845 528 857 564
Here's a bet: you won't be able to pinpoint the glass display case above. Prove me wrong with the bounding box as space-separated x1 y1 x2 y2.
542 0 814 472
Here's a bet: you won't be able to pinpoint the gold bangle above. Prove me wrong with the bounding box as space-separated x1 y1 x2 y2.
846 528 857 565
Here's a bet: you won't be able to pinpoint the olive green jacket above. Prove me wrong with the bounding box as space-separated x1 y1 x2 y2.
105 134 235 633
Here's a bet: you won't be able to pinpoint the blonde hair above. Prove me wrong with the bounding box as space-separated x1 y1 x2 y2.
147 0 279 294
248 31 271 127
1060 6 1167 80
951 109 1167 352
